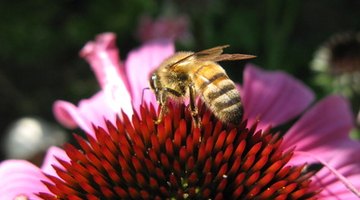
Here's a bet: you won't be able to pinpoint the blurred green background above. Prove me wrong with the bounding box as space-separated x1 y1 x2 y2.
1 0 359 160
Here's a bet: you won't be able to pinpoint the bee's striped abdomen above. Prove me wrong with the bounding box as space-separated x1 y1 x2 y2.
193 63 242 124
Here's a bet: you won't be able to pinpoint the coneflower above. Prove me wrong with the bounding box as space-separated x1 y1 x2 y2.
39 102 317 200
1 33 359 200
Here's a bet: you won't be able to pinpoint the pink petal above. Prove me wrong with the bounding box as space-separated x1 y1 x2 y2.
283 95 354 151
80 32 133 119
53 100 86 129
242 64 315 130
0 160 50 199
41 146 69 178
53 90 127 135
287 143 360 199
80 32 128 90
282 96 359 199
125 40 175 110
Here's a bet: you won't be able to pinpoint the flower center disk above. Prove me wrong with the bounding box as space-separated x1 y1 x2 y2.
38 102 317 200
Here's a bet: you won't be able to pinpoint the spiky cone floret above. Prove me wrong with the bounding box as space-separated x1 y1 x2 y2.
38 102 318 200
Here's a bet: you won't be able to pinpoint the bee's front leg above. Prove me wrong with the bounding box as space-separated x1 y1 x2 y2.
155 90 168 124
189 84 201 128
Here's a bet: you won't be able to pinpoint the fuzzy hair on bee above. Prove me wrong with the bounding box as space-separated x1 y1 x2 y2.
149 45 255 127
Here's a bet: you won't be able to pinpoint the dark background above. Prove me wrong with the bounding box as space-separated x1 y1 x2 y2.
1 0 359 160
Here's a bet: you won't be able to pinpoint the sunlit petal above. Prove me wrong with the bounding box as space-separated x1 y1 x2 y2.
283 95 354 151
53 91 122 135
41 146 69 178
0 160 49 200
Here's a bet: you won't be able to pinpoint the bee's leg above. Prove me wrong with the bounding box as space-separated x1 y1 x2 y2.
155 90 168 124
189 84 201 128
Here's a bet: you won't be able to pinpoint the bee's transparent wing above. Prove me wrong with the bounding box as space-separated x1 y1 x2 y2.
193 45 230 61
168 45 255 68
210 54 256 62
194 45 255 62
167 45 229 68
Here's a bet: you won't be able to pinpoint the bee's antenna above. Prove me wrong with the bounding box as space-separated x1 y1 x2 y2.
142 87 150 105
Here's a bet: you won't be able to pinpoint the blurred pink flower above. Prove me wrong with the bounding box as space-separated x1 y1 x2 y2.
136 15 191 43
1 33 359 199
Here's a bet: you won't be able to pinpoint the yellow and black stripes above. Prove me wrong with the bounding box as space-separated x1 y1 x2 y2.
193 64 242 124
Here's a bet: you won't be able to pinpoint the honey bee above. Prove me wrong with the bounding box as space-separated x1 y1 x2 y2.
149 45 255 127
